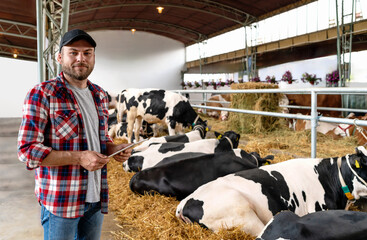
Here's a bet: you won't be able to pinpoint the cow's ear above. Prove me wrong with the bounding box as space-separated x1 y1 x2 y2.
355 146 367 167
214 131 222 139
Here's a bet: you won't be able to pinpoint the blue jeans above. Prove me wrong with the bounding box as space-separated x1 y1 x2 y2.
40 202 104 240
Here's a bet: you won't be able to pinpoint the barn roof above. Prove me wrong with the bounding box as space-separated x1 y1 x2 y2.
0 0 315 61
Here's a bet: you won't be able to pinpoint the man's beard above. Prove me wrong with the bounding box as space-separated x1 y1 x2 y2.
62 63 94 81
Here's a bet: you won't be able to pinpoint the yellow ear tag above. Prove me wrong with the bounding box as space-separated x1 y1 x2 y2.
217 134 222 139
355 160 361 168
265 162 269 165
205 127 209 131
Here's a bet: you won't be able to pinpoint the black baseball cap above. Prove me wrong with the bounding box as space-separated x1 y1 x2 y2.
59 29 96 52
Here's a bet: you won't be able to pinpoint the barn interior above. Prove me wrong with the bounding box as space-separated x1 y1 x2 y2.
2 0 367 239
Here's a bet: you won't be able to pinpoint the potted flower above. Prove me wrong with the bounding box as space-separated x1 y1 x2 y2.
216 80 226 87
180 81 186 87
249 76 260 82
281 71 295 84
301 72 320 85
325 70 339 87
226 79 234 86
194 81 201 88
238 79 244 83
266 75 276 84
186 81 193 88
203 81 209 87
210 79 217 90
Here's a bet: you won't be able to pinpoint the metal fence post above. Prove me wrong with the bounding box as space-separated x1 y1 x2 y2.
311 90 318 158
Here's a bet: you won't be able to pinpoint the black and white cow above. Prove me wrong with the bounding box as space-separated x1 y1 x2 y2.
129 149 273 200
132 121 208 153
116 88 206 143
108 109 154 141
176 146 367 236
123 131 241 172
257 210 367 240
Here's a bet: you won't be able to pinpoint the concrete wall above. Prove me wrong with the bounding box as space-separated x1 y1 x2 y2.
2 30 185 118
0 57 38 118
88 30 185 95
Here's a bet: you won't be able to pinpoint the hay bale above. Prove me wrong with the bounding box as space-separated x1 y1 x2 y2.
228 82 283 134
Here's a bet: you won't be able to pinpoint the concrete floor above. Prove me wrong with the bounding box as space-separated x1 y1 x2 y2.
0 118 119 240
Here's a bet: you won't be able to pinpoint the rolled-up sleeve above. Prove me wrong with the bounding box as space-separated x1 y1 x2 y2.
17 86 52 169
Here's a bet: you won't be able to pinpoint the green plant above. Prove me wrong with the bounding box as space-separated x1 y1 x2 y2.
301 72 320 85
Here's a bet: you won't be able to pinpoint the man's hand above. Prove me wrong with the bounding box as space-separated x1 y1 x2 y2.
78 151 110 171
107 142 132 163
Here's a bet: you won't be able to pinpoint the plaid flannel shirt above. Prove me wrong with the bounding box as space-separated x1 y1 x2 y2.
17 72 111 218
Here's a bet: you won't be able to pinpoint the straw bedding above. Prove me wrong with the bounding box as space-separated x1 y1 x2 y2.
107 84 361 239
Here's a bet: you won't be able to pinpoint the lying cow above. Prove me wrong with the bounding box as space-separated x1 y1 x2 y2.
116 88 206 143
257 210 367 240
123 130 241 172
334 113 367 145
129 149 273 200
176 146 367 236
132 121 208 153
289 113 367 143
197 94 230 121
290 114 339 135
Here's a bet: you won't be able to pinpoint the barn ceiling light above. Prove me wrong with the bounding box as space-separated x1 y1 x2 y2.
131 28 136 34
156 6 164 14
13 53 18 58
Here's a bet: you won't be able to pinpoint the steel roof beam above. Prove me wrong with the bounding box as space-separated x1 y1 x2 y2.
69 1 256 26
0 43 37 59
0 19 37 40
0 43 36 52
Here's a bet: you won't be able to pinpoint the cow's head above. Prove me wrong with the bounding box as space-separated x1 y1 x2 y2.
220 111 229 121
123 155 144 172
192 120 209 139
215 130 241 149
347 146 367 199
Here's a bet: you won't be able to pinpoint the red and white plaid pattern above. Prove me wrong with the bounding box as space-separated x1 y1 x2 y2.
17 72 111 218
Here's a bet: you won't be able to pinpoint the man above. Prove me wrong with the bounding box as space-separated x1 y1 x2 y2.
17 29 131 240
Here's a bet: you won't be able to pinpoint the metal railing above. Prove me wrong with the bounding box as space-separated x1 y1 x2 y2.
174 87 367 158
